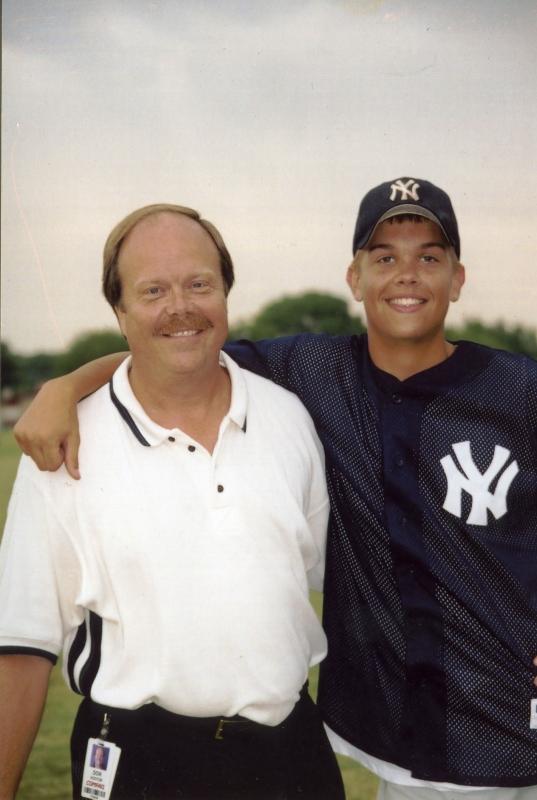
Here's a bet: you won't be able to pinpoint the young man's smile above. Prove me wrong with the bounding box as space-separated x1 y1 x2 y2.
385 295 426 311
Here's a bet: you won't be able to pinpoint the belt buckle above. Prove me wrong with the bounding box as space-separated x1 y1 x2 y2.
214 718 240 740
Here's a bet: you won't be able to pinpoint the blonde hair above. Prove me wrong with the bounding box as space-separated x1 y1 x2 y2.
102 203 235 308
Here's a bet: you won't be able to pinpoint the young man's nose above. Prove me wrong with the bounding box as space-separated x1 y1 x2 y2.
394 256 421 283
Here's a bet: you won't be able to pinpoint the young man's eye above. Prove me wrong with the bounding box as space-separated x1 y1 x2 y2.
421 255 439 263
377 255 394 264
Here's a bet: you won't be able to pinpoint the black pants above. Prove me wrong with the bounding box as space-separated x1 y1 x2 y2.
71 690 345 799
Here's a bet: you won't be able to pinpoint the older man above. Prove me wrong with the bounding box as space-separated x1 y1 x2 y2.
0 205 344 799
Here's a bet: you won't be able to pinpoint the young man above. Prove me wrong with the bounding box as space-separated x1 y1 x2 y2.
13 178 537 798
0 205 343 799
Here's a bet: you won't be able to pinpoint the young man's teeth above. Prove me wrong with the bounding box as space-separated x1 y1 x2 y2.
167 330 198 337
391 298 422 307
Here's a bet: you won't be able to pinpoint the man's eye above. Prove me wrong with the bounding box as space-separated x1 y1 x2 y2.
191 281 210 291
421 255 438 263
145 286 163 296
377 256 394 264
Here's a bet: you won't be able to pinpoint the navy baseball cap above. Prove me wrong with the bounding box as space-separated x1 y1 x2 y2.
352 177 460 258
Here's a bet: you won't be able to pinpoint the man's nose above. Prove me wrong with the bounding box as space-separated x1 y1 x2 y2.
165 287 193 313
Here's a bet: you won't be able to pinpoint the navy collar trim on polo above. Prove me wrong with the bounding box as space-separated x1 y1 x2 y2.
109 380 151 446
109 353 248 447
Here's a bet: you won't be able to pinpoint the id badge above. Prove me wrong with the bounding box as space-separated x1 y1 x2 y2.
81 737 121 799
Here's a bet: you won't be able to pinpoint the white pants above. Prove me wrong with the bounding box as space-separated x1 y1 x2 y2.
377 781 537 800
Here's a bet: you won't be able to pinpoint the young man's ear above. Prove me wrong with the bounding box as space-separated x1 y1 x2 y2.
346 261 363 302
450 262 466 303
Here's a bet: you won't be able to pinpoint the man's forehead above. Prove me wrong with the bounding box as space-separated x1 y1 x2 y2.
119 211 217 259
127 211 199 239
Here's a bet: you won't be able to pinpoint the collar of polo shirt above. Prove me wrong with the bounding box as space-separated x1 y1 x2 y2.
110 352 247 447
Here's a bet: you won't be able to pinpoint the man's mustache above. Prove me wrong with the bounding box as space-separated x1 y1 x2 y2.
154 313 213 336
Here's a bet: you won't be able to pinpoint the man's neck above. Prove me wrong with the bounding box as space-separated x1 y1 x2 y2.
128 362 232 452
367 334 456 381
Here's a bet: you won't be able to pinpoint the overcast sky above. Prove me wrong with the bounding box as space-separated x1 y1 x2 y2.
2 0 536 354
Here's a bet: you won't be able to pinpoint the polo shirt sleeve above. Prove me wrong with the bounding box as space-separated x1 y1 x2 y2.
0 456 81 664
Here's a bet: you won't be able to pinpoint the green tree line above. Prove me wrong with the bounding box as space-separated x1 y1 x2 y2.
2 292 537 392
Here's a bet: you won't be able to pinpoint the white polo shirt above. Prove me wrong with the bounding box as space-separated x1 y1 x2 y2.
0 353 328 726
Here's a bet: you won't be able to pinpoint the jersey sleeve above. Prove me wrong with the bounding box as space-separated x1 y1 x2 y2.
225 336 315 393
0 457 81 663
526 354 537 442
302 416 329 593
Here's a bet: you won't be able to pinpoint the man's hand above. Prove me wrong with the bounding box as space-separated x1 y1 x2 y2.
14 378 81 480
13 352 127 480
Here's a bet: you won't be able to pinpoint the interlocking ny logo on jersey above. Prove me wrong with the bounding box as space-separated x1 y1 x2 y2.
389 178 420 202
440 441 519 526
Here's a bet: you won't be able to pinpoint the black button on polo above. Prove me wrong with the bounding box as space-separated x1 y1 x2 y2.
217 484 224 493
392 393 402 404
188 445 196 452
168 436 175 442
396 457 404 467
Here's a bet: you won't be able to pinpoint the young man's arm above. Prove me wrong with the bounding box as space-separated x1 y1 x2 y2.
0 655 52 800
224 340 276 380
14 335 309 478
14 352 127 480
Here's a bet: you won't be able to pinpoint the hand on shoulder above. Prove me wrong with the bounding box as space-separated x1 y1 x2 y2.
14 377 81 480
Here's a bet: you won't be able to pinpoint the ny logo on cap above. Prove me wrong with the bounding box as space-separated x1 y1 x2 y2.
390 179 420 202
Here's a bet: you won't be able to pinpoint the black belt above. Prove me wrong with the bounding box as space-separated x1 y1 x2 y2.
83 683 310 742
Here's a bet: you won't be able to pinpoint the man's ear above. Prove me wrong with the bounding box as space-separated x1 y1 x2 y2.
114 304 127 337
450 262 466 302
346 262 363 302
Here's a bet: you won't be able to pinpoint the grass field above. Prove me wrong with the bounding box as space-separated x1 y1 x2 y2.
0 430 378 799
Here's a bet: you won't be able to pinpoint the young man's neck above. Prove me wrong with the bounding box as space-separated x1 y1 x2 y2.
367 334 456 381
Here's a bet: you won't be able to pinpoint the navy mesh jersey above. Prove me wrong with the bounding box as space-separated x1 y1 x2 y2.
226 335 537 787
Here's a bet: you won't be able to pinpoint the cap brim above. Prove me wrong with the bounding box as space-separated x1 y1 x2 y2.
359 204 451 251
377 204 443 228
